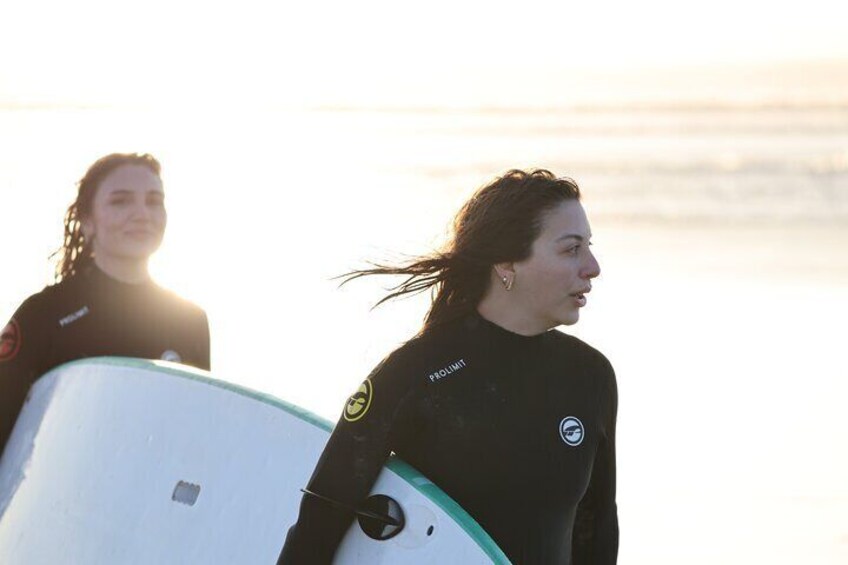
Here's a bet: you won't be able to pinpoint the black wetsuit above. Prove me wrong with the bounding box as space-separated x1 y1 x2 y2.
0 265 210 453
279 313 618 565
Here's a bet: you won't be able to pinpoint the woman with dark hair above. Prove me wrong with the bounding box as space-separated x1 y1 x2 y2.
0 153 210 453
278 170 618 564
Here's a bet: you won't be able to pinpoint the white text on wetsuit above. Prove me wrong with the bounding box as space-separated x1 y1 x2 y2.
59 306 90 327
428 359 467 382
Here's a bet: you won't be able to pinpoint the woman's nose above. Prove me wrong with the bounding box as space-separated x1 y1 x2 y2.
583 249 601 279
131 198 152 219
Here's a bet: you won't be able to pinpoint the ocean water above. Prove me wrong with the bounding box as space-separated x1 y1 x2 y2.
1 104 846 563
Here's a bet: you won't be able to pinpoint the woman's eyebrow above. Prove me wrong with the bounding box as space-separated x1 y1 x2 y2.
106 188 164 196
555 234 585 243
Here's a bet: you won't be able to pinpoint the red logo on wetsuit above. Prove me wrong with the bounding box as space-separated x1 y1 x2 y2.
0 319 21 362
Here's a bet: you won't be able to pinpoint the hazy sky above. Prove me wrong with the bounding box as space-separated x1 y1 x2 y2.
3 0 848 107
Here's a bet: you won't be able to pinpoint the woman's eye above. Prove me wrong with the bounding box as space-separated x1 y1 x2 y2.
564 246 580 255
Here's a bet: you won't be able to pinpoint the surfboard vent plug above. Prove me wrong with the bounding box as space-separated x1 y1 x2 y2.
172 480 201 506
357 494 405 541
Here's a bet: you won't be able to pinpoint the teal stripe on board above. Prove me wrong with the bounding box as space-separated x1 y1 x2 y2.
384 457 511 563
49 357 510 563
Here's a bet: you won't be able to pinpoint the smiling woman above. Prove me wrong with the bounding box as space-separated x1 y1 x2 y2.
80 164 167 282
0 153 210 456
57 154 167 284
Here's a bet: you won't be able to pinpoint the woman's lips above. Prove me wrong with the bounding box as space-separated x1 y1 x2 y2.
570 288 590 307
125 229 157 239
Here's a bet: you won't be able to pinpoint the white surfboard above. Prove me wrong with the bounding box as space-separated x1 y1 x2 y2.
0 358 509 564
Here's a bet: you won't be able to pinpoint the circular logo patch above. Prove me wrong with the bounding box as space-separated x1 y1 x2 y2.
0 319 21 362
559 416 584 446
160 350 182 363
344 380 373 422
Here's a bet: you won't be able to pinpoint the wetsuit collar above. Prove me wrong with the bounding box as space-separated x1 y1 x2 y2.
85 264 156 293
467 311 550 344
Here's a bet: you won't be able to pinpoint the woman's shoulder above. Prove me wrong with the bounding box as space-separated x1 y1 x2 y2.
2 277 78 336
13 277 74 315
366 320 467 386
149 283 207 319
394 317 469 358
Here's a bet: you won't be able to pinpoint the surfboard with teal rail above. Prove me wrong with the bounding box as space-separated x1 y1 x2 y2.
0 357 509 564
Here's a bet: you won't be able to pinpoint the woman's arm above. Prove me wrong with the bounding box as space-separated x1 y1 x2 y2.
277 357 415 563
572 357 619 564
0 297 49 455
196 310 211 371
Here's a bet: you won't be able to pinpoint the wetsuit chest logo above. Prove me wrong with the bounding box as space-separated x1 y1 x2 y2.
427 359 467 383
58 306 90 327
0 319 21 362
559 416 585 446
161 350 182 363
344 380 373 422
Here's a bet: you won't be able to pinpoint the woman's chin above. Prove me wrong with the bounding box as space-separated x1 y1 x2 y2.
557 311 580 327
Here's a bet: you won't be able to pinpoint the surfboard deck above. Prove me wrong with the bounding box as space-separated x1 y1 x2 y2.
0 358 509 564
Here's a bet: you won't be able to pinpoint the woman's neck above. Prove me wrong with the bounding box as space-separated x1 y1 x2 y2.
92 255 151 284
476 290 550 337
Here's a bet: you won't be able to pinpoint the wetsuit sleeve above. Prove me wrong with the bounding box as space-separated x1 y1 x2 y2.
277 355 415 564
572 356 619 565
196 310 210 370
0 297 50 455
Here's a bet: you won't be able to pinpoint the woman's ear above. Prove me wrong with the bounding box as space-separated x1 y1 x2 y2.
493 262 516 291
80 216 94 240
493 262 515 281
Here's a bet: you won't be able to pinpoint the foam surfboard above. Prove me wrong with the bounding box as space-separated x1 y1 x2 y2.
0 358 509 564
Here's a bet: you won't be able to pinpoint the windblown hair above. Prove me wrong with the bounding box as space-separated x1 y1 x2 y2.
343 169 581 333
52 153 161 283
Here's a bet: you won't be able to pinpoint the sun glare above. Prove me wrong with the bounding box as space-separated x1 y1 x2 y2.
3 0 847 108
3 3 848 564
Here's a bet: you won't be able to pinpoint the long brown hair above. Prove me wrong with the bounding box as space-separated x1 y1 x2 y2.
52 153 161 283
343 169 581 333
